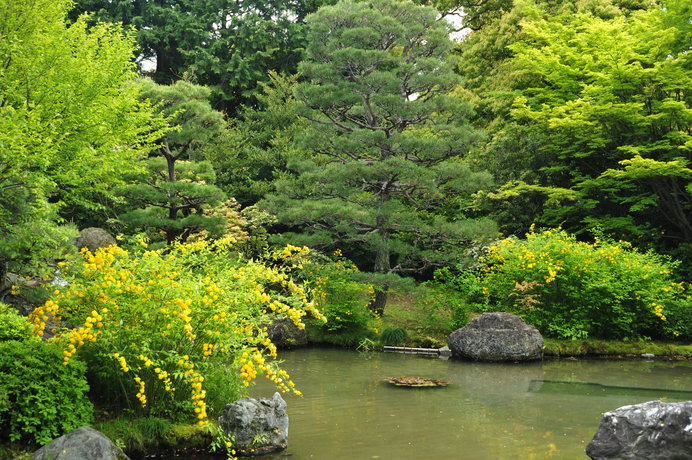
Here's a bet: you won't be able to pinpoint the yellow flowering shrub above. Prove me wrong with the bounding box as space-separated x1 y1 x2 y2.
480 228 690 340
28 237 323 425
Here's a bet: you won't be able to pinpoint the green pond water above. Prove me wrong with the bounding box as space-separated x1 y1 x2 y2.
160 348 691 459
246 348 691 460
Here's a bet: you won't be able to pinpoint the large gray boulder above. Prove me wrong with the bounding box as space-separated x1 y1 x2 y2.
31 426 129 460
218 392 288 455
586 400 692 460
265 317 307 348
75 227 116 254
447 312 543 361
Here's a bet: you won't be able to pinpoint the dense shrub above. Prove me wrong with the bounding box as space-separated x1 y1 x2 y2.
0 303 31 341
29 237 324 426
0 339 93 445
479 228 690 340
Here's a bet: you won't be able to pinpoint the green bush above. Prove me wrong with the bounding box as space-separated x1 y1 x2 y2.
0 303 32 342
479 228 690 340
0 339 93 446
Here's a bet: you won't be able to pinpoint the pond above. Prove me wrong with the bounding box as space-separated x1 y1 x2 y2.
247 348 691 460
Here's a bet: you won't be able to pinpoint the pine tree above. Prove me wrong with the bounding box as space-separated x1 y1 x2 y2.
117 80 227 244
262 0 496 312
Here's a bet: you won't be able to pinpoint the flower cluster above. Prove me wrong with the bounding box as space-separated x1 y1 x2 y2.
114 353 129 373
134 376 147 406
652 303 666 321
30 238 323 424
187 369 208 427
30 299 60 337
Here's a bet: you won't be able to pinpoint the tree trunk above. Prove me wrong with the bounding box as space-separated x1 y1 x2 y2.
369 231 391 316
162 143 182 245
0 258 7 296
368 287 388 317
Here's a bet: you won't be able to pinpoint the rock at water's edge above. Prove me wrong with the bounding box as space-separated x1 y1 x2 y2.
31 426 129 460
447 312 543 361
218 392 288 455
586 400 692 460
265 317 307 348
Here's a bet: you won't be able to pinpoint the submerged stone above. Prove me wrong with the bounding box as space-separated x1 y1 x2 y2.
447 312 543 361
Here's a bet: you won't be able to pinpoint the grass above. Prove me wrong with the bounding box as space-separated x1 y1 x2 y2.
376 289 454 348
544 339 692 358
93 416 213 457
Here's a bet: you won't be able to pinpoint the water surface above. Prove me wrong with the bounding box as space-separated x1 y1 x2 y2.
251 348 691 459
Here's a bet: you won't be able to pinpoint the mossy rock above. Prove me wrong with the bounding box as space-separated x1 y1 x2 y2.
163 424 212 450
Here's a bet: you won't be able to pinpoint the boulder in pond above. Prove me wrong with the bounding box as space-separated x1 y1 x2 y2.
31 426 129 460
586 400 692 460
265 317 307 348
218 392 288 455
75 227 116 254
447 312 543 361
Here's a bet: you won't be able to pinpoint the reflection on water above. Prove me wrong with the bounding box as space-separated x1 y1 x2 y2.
248 348 691 460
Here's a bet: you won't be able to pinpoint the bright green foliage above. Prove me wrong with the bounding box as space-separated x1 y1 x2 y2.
71 0 330 114
262 0 497 311
0 304 32 342
479 228 690 340
0 0 166 277
0 339 94 445
463 0 691 269
426 267 490 329
117 80 227 244
29 238 320 423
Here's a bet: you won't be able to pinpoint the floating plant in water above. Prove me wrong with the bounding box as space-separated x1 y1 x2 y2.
384 377 450 388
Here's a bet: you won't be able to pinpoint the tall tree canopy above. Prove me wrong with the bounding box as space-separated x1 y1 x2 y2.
457 0 691 270
205 72 308 207
0 0 165 281
71 0 334 114
261 0 497 311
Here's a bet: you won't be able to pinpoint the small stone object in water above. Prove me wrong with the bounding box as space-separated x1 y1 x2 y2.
438 346 452 357
640 353 655 359
384 377 450 387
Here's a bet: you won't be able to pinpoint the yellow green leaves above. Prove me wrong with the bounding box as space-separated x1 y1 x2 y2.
0 0 168 277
